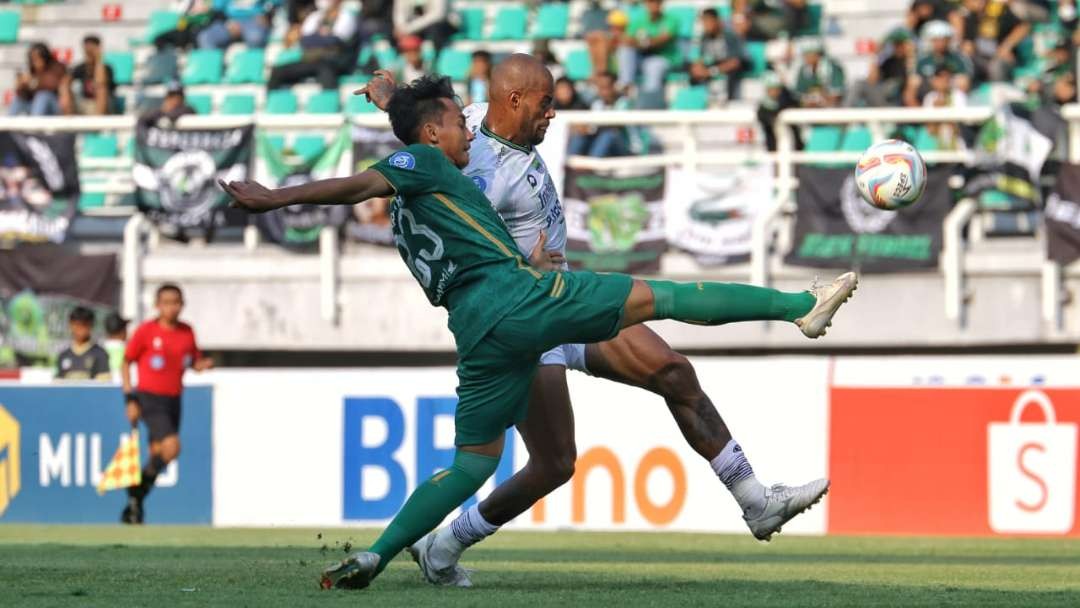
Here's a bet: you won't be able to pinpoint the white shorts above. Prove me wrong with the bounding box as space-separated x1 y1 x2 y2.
538 343 588 372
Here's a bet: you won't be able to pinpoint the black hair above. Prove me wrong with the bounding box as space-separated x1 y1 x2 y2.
69 306 94 324
104 312 128 335
27 42 58 72
83 35 101 46
702 8 719 18
156 283 183 300
471 50 492 62
596 70 617 84
387 75 460 145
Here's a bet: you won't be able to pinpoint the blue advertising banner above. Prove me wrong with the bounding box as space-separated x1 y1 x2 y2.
0 384 212 523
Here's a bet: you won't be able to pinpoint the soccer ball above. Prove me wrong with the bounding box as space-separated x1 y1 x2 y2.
854 139 927 210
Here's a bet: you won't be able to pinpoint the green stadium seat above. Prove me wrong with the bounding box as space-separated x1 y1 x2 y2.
293 135 326 163
221 93 256 115
665 70 690 84
104 51 135 85
746 41 767 76
225 48 266 84
347 93 379 114
488 5 527 40
79 192 106 209
627 3 647 25
305 90 341 114
840 126 872 151
182 49 224 85
187 93 212 115
455 7 486 40
265 90 298 114
82 133 118 158
435 49 472 81
375 47 398 69
671 85 708 109
266 134 286 153
796 3 822 36
912 126 940 154
531 4 569 39
806 126 843 151
339 73 369 85
0 11 21 44
272 46 303 66
145 11 180 44
356 45 374 68
564 49 593 81
665 5 699 38
716 3 733 21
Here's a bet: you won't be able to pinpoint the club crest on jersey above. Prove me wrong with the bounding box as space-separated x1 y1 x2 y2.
389 152 415 170
471 175 488 191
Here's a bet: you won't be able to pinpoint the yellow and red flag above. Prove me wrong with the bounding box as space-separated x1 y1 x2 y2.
97 429 142 495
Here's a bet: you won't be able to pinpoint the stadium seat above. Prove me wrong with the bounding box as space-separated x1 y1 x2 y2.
715 3 733 21
0 11 21 44
455 7 486 40
911 126 940 154
665 5 699 38
225 48 266 84
104 52 135 86
182 49 224 85
272 47 303 66
221 93 256 115
305 90 341 114
806 126 843 152
841 126 872 151
531 4 570 39
82 133 118 158
488 5 527 40
435 49 472 81
293 135 326 163
144 11 180 44
671 85 709 110
564 49 593 81
346 93 379 114
797 3 823 36
265 90 298 114
187 93 212 115
746 42 767 76
79 192 106 210
143 49 179 84
375 47 398 70
266 134 286 153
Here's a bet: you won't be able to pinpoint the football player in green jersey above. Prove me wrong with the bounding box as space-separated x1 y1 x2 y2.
221 75 857 591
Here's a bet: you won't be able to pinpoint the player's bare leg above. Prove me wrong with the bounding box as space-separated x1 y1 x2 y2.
409 365 575 586
122 436 180 525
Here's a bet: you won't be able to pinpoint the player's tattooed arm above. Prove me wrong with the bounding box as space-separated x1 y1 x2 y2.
353 69 396 112
220 170 395 212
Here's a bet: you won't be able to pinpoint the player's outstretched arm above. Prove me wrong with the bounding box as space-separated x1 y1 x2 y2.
219 170 394 213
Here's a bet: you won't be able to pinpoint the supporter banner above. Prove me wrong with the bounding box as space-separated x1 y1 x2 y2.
564 168 666 273
0 244 118 306
1046 163 1080 264
966 104 1053 209
0 385 212 523
132 125 253 235
253 129 351 249
787 166 951 272
665 164 771 265
0 132 79 244
347 127 400 246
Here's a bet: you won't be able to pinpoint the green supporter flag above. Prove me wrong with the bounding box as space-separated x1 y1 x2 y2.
253 128 352 249
563 167 667 274
786 166 951 273
132 125 254 238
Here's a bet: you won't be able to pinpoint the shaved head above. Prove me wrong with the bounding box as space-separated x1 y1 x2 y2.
486 54 556 146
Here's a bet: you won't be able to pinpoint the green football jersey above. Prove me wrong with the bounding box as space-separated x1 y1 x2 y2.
372 143 544 355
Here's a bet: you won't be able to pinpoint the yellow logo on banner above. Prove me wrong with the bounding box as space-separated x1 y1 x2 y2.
0 404 20 517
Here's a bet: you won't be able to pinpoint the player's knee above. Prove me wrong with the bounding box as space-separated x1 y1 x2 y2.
650 352 702 401
160 437 181 462
539 450 576 488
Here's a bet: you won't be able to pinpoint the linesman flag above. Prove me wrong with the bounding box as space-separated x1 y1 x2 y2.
97 429 142 495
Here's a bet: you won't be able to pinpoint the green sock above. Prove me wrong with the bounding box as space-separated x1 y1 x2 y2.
368 449 499 576
645 280 815 325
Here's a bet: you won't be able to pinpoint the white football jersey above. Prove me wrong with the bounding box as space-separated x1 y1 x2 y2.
462 103 566 260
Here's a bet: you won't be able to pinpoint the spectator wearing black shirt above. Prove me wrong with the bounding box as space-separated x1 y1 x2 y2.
849 28 918 107
757 71 804 152
555 76 591 155
139 81 197 128
69 35 116 115
958 0 1030 83
689 8 748 101
56 307 110 381
907 0 961 36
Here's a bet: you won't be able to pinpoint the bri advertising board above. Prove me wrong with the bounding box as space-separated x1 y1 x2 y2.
0 384 212 524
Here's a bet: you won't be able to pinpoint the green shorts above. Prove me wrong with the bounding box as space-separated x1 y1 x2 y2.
454 270 634 446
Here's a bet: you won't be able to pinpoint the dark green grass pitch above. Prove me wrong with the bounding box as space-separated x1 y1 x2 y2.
1 525 1079 607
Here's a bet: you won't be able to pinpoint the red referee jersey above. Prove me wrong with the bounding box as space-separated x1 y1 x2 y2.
125 319 201 397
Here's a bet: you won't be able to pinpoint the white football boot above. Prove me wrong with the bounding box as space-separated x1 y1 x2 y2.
407 530 473 588
795 272 858 338
744 478 831 541
320 551 380 590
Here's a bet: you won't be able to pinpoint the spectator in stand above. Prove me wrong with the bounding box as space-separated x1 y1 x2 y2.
357 0 394 44
68 35 116 116
394 0 456 54
103 312 129 378
914 20 973 96
733 0 810 41
554 76 591 155
395 35 429 84
532 39 565 81
689 8 748 101
287 0 316 24
617 0 679 97
957 0 1030 83
586 9 629 81
467 50 492 105
758 71 804 152
154 1 217 50
907 0 961 36
198 0 279 49
9 43 69 116
267 0 358 90
574 71 633 158
139 81 197 128
848 28 918 107
794 40 845 107
923 65 967 148
55 307 111 381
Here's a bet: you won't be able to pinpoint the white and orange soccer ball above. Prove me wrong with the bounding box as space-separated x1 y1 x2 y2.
854 139 927 210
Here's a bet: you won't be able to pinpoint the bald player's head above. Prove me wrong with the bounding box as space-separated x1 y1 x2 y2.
487 53 556 146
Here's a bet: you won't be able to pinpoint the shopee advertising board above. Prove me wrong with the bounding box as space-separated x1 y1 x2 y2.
207 357 831 533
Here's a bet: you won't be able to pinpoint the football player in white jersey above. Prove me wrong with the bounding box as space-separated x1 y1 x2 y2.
358 55 836 587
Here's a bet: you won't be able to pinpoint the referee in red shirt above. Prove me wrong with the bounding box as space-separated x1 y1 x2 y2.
120 283 212 524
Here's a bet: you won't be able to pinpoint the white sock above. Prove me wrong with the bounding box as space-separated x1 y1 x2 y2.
710 440 766 516
449 504 500 548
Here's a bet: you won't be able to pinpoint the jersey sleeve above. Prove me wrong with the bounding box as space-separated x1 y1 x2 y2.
91 346 111 380
370 144 453 199
124 325 145 362
189 326 202 362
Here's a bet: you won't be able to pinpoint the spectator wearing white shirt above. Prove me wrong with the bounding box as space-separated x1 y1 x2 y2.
267 0 358 90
